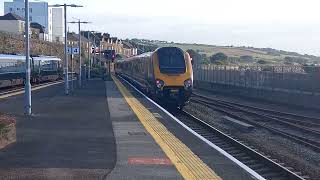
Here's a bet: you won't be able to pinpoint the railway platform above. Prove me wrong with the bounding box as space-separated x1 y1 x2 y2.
0 80 115 180
0 77 258 180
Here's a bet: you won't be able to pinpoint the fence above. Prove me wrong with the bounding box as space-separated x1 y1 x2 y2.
194 64 320 95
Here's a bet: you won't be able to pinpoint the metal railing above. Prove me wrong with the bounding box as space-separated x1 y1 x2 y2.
194 64 320 95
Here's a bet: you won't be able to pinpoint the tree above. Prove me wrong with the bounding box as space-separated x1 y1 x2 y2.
187 49 202 64
210 52 227 63
257 60 268 64
240 55 253 61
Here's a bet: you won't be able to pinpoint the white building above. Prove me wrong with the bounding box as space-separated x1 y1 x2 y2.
4 0 52 41
52 8 64 43
0 13 25 34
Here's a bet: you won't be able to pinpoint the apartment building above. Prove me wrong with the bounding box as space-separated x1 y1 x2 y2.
4 0 53 41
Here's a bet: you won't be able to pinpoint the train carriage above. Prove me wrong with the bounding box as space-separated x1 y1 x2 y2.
0 54 62 88
115 46 193 107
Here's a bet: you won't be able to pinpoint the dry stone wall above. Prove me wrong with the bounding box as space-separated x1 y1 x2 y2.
0 31 63 59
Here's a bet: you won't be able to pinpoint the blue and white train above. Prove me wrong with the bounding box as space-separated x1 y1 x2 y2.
0 54 62 88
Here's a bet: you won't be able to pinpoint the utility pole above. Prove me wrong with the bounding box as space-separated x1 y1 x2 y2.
70 41 74 92
25 0 31 115
50 3 83 95
64 4 68 95
93 35 96 66
78 20 81 87
68 20 90 87
99 44 102 66
87 32 91 80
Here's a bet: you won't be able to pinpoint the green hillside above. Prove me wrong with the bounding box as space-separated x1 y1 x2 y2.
129 39 320 65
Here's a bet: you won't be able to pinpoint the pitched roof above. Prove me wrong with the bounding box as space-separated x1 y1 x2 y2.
30 22 45 33
68 33 90 42
0 13 24 21
122 41 134 49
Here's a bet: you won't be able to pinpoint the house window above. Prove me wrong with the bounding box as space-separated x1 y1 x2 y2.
17 8 20 10
30 16 32 21
9 8 12 12
30 8 32 13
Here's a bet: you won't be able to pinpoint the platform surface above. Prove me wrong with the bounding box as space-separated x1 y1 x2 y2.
0 78 257 180
105 80 184 180
0 80 115 180
113 75 256 180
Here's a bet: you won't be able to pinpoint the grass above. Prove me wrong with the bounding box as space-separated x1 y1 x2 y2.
158 43 281 59
155 42 320 65
0 114 16 130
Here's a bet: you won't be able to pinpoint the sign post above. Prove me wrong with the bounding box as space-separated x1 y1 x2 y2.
67 46 79 92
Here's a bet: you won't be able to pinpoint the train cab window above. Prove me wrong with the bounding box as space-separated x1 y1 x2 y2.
157 47 186 74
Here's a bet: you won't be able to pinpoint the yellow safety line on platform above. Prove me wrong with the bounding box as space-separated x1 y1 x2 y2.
0 81 63 99
112 75 222 180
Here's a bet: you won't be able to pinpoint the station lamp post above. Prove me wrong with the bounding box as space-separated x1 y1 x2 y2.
49 4 83 95
87 31 98 80
25 0 31 115
68 20 91 87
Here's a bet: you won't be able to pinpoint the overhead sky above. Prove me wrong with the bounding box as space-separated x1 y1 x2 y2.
1 0 320 55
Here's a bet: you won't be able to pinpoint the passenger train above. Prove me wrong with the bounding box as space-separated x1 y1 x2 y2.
0 54 62 88
115 47 193 107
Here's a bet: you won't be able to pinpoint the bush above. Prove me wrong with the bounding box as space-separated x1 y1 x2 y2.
210 52 227 63
257 60 268 64
240 55 253 61
91 67 107 78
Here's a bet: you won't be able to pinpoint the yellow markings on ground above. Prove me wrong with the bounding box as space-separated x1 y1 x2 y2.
0 81 63 99
112 76 222 180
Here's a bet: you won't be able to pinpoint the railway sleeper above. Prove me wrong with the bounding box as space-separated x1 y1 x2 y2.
238 156 251 161
230 152 247 157
262 173 288 180
248 163 267 170
254 167 273 174
241 159 259 165
221 148 239 152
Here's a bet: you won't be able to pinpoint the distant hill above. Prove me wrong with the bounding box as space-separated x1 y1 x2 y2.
128 39 320 65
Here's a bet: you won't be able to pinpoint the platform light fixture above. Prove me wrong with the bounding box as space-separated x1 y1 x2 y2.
87 31 98 80
68 20 91 87
49 4 83 95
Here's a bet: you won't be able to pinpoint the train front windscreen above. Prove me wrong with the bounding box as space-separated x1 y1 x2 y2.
157 47 186 74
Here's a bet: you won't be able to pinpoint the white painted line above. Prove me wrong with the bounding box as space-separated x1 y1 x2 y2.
118 75 266 180
0 81 63 99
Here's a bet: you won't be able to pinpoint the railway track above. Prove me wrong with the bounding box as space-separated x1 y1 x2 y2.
193 93 320 127
118 75 309 180
173 110 307 180
0 80 63 97
190 93 320 153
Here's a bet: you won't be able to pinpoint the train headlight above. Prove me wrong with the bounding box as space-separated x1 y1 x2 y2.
155 79 165 89
184 79 192 89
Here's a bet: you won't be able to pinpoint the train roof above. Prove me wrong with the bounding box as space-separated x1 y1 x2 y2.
0 54 28 61
117 46 185 63
33 56 61 61
118 52 153 62
0 54 61 62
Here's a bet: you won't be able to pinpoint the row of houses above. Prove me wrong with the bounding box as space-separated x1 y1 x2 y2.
0 13 138 58
68 32 138 58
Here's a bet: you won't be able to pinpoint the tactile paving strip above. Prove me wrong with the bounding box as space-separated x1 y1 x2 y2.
113 76 221 180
